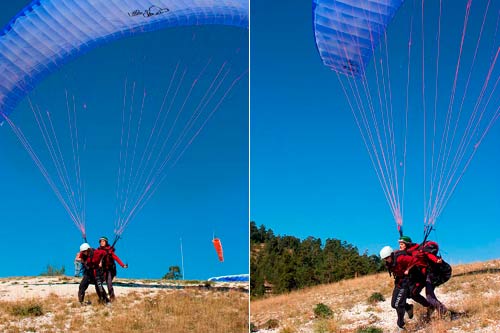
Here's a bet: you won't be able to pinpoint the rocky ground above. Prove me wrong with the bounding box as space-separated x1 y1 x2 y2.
251 260 500 333
0 276 249 333
0 276 247 302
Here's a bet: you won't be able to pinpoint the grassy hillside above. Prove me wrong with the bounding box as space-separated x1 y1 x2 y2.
0 277 248 333
251 259 500 333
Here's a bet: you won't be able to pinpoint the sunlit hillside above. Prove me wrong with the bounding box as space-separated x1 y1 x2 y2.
251 259 500 333
0 277 248 333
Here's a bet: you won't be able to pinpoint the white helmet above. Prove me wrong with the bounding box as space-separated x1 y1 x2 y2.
80 243 90 252
379 246 393 259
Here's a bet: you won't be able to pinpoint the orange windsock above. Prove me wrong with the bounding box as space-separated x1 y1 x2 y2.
212 238 224 262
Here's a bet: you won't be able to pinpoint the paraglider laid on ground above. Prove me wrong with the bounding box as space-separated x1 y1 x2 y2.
208 274 249 282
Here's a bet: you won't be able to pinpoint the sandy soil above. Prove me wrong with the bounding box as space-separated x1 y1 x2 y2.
251 260 500 333
253 288 499 333
0 276 248 302
0 276 249 333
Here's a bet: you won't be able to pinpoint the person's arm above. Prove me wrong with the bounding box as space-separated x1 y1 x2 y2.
93 249 106 268
408 243 420 253
111 252 128 268
401 254 418 275
425 252 442 263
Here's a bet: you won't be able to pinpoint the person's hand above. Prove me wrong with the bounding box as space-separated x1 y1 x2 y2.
437 258 443 264
124 264 128 269
404 269 409 275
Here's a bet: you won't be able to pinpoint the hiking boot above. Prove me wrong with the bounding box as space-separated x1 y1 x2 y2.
406 304 414 319
80 300 91 306
396 326 406 332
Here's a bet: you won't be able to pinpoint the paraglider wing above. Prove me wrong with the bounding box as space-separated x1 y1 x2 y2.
208 274 248 282
212 238 224 262
0 0 249 117
313 0 404 77
312 0 408 230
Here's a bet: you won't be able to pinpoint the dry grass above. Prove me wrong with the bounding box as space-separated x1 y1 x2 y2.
251 259 500 333
251 273 390 324
0 285 248 333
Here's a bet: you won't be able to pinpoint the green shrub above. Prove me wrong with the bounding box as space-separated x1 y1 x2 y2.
367 292 385 304
313 303 333 318
40 264 65 276
11 303 44 317
203 281 215 288
162 266 182 280
356 326 383 333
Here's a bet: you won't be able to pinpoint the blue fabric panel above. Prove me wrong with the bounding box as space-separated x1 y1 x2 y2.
208 274 249 282
0 0 249 116
313 0 404 78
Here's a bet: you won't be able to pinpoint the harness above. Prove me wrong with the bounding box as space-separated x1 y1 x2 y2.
101 246 117 277
386 250 408 276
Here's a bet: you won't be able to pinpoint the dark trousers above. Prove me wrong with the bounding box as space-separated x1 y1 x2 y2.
78 269 109 303
409 279 431 308
391 285 411 328
392 278 430 328
425 275 447 314
104 271 116 300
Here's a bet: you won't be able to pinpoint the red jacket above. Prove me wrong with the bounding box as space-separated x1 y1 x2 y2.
406 243 420 254
99 245 126 268
81 248 107 269
389 250 418 278
411 248 441 276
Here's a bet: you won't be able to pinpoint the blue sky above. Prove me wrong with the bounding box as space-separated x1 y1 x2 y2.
0 2 248 279
251 0 500 264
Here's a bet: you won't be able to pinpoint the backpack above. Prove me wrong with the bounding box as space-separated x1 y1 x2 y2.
420 240 452 287
421 241 439 256
429 260 452 287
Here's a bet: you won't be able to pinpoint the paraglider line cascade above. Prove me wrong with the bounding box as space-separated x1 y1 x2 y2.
313 0 500 233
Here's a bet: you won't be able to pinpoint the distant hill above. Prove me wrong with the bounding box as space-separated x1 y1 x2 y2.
251 259 500 333
250 222 383 297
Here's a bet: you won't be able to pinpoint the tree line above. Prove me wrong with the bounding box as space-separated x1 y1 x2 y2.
250 222 384 297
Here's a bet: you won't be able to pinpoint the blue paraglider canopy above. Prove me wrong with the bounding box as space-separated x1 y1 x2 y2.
208 274 249 282
0 0 248 117
313 0 404 77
